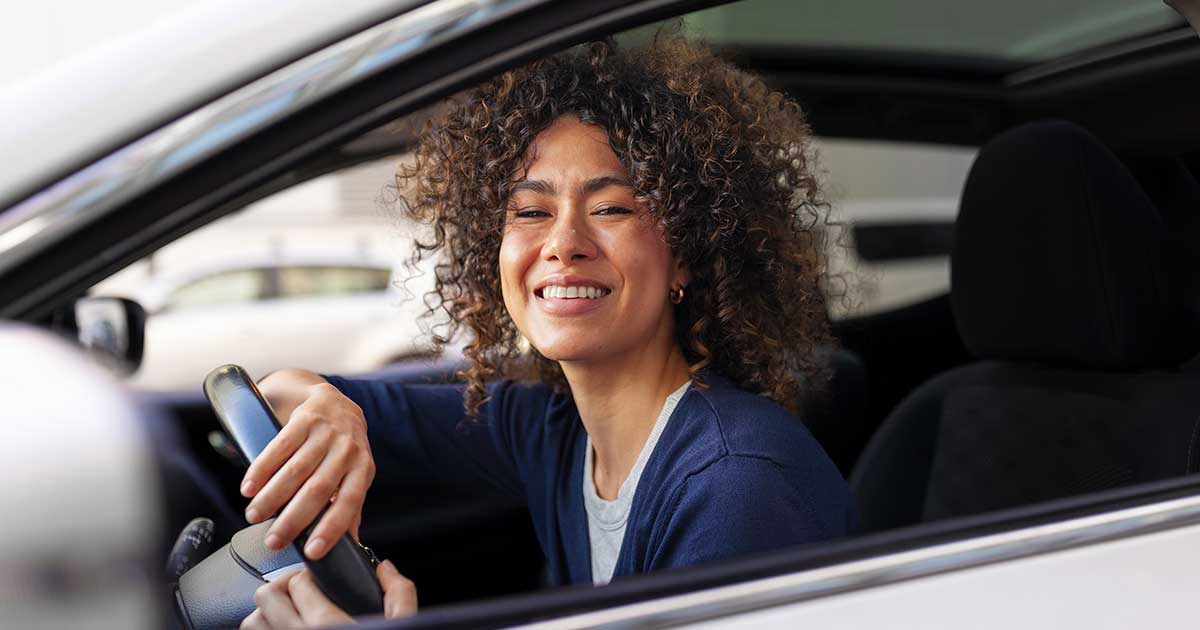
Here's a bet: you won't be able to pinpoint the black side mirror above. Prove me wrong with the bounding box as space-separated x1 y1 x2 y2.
67 297 147 374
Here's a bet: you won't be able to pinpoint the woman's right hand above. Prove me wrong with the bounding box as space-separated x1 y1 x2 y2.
241 369 376 559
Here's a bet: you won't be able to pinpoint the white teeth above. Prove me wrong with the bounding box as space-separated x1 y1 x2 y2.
541 285 610 299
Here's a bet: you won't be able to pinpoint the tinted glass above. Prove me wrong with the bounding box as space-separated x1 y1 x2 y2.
682 0 1184 63
166 269 266 310
277 266 391 298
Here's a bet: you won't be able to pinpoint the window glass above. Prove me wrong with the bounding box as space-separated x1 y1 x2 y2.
165 269 266 310
816 138 975 319
680 0 1183 63
88 155 430 392
278 266 392 298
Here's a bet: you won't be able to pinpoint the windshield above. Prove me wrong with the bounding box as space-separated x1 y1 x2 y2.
684 0 1185 63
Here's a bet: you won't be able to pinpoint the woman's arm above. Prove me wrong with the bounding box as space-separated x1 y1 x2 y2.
326 376 534 498
240 369 544 560
648 455 854 571
257 368 328 423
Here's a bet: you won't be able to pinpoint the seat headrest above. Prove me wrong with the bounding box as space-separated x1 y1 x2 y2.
951 121 1176 370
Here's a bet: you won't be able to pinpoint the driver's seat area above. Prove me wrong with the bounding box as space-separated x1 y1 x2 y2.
850 121 1200 532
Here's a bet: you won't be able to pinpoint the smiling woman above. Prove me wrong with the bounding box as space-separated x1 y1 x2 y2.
239 33 854 628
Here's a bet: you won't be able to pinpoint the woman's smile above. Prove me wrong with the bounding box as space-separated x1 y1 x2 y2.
533 275 614 315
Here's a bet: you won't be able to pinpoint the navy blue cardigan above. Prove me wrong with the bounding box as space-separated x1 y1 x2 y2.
324 373 855 585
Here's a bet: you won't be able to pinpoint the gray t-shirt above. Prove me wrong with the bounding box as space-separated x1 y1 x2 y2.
583 380 690 585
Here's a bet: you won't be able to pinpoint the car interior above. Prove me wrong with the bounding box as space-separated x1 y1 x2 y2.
8 0 1200 627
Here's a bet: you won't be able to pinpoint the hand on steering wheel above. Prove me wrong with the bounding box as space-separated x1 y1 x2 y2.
241 560 417 629
240 379 376 560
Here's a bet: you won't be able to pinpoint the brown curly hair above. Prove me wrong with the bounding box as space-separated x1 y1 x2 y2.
397 33 832 418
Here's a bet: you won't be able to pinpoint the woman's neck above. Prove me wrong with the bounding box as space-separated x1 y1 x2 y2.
561 332 691 500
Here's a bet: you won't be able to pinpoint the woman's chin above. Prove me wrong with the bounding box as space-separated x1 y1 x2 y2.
530 340 610 364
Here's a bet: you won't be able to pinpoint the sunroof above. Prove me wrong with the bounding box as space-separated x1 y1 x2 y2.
680 0 1185 63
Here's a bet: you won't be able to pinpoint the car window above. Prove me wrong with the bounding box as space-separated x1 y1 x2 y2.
165 269 266 310
277 266 392 298
817 138 975 319
88 155 430 392
681 0 1182 63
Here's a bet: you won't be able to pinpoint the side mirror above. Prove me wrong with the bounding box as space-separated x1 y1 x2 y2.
71 297 147 374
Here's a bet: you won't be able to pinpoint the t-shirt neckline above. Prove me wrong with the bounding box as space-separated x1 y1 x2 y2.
583 379 691 530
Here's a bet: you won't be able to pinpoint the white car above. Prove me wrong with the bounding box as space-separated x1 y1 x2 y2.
94 255 436 391
1 0 1198 629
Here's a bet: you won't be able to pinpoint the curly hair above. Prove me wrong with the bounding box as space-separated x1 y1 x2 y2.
397 33 832 418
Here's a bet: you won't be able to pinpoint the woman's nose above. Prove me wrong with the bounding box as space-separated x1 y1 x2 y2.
543 212 597 263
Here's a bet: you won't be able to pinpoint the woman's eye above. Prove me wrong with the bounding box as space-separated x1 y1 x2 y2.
595 206 634 216
514 208 550 219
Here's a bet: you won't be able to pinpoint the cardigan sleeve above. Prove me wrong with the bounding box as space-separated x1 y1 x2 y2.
647 455 848 570
323 376 553 500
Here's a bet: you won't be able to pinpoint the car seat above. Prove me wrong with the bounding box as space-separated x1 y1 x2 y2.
849 121 1200 532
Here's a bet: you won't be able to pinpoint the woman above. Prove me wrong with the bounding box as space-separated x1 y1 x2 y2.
239 34 855 628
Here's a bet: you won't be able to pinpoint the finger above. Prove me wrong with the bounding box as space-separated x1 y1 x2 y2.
307 464 372 558
349 511 362 542
240 608 265 630
268 442 353 555
378 560 418 618
245 434 332 525
241 415 310 498
289 569 355 628
252 573 304 629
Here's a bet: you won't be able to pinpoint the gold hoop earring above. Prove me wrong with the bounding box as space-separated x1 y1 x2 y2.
669 286 685 304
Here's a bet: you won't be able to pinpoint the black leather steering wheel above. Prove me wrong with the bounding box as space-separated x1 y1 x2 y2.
167 365 383 630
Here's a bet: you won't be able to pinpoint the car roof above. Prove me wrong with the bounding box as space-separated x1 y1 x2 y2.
0 0 419 211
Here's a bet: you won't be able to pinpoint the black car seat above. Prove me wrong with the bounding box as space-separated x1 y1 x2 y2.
801 347 869 476
849 121 1200 532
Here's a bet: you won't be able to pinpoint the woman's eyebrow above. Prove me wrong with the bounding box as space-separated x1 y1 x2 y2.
510 179 555 196
510 175 633 197
581 175 633 194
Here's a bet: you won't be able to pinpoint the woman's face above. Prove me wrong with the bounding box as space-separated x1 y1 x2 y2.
499 116 687 364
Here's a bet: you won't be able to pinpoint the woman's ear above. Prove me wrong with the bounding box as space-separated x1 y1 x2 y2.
672 258 691 288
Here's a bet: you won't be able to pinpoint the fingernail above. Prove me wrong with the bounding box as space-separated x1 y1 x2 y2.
245 507 260 523
305 537 327 558
265 534 282 550
240 480 256 496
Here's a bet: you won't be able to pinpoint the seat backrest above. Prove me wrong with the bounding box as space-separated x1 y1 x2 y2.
850 121 1200 532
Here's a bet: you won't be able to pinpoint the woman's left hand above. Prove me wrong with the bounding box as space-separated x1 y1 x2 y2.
240 560 418 629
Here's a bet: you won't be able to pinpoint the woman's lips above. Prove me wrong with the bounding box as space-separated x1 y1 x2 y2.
534 290 610 315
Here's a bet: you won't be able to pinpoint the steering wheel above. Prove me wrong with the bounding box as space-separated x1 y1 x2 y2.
166 365 383 630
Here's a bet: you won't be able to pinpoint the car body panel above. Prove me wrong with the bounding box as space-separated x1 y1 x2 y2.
0 0 427 210
685 522 1200 629
0 325 163 629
